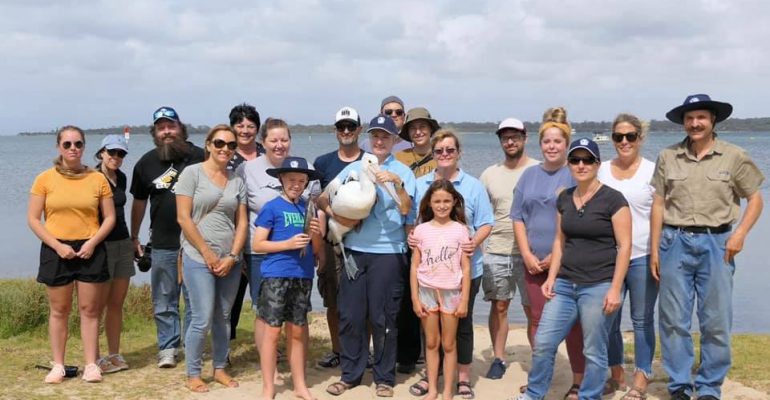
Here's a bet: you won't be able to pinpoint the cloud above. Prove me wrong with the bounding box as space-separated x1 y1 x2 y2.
1 0 769 134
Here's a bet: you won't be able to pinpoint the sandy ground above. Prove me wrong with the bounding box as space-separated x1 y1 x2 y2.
191 316 769 400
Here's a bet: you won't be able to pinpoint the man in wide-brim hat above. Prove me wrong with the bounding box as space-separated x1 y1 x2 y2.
650 94 764 400
395 107 441 178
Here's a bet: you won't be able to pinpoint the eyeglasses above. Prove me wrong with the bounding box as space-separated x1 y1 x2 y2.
433 147 457 156
61 141 84 150
107 149 127 158
211 139 237 150
611 132 639 143
383 109 404 117
335 123 358 133
153 108 177 120
568 156 598 165
500 134 525 144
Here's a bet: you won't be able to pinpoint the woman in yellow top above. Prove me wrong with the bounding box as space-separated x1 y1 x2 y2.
27 126 116 384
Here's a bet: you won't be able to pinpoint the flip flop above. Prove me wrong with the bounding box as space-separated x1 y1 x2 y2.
188 377 209 393
621 386 648 400
409 377 429 396
564 383 580 400
214 371 239 388
457 381 475 399
375 383 394 397
326 381 353 396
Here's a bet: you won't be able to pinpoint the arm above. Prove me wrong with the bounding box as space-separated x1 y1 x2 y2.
77 196 116 259
251 226 310 254
410 247 427 318
605 206 632 314
543 213 565 299
455 253 471 318
461 224 492 256
130 198 147 256
725 191 763 263
649 193 664 282
374 171 412 215
27 194 76 259
212 202 249 277
176 194 219 270
514 220 540 275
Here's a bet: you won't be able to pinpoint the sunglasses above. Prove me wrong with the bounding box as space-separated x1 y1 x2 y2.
61 141 84 150
568 156 598 165
106 149 127 158
433 147 457 156
335 123 358 132
611 132 639 143
211 139 237 150
383 109 405 117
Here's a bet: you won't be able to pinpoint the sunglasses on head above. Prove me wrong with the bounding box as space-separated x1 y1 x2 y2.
568 155 598 165
61 141 84 150
335 123 358 132
211 139 237 150
433 147 457 156
106 149 127 158
611 132 639 143
383 108 404 117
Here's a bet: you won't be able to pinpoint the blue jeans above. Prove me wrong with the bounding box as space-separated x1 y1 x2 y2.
525 278 616 400
246 254 265 311
608 255 658 377
658 227 734 399
182 253 242 376
151 248 191 351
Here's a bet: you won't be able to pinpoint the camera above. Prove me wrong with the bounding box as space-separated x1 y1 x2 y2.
135 243 152 272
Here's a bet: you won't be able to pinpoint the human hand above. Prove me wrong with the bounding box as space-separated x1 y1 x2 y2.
522 252 541 275
603 288 622 314
212 256 236 277
287 233 311 250
541 279 555 299
460 238 476 256
724 232 746 263
132 238 143 257
56 243 77 259
308 217 321 236
454 301 468 318
412 298 429 318
374 170 398 185
75 240 96 259
538 254 552 271
650 251 660 282
202 248 220 270
407 230 418 249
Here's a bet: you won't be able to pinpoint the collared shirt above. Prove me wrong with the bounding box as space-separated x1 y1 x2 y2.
409 169 495 279
650 137 764 227
339 154 417 254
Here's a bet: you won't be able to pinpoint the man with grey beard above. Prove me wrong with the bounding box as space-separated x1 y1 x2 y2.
130 106 205 368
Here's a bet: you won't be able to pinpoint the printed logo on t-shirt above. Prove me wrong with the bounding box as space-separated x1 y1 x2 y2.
152 166 179 191
283 211 304 228
423 243 461 273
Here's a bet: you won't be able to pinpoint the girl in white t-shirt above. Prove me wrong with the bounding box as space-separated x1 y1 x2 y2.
411 179 471 400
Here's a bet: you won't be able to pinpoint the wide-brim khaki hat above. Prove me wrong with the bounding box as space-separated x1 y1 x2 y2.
399 107 440 142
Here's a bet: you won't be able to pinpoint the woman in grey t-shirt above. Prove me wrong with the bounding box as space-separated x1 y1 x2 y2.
175 125 248 393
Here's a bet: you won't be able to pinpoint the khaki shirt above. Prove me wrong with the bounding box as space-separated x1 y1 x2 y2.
650 137 764 227
395 148 437 178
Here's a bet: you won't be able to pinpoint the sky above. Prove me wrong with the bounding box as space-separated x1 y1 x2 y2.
1 0 769 135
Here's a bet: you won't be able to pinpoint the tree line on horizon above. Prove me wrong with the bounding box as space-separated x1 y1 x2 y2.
17 117 770 136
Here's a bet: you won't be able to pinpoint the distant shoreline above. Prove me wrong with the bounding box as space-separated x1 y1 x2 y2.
16 117 770 136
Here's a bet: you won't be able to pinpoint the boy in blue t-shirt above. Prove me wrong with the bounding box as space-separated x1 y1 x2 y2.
252 156 324 400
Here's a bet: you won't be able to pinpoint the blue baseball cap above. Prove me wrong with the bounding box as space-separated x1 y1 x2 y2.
100 134 128 153
568 137 600 161
366 114 399 136
152 106 181 124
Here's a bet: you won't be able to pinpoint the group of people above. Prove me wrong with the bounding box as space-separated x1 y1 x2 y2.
27 93 763 400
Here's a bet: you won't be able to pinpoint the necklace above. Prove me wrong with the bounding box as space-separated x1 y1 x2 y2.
575 181 601 217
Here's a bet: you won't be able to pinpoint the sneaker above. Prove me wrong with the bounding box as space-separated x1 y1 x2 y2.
97 357 120 374
671 388 692 400
82 363 103 383
317 351 341 368
158 348 177 368
107 354 129 371
485 357 507 379
44 363 65 384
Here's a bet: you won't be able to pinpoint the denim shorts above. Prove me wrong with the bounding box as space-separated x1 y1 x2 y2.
482 253 528 305
257 277 312 327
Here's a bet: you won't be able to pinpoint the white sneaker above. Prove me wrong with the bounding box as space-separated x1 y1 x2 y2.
82 363 103 383
97 357 120 374
107 354 129 371
44 363 65 384
157 348 177 368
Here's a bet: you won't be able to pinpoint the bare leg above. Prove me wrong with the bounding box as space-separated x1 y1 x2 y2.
523 305 534 348
105 277 130 355
440 313 459 400
288 323 315 400
422 312 441 400
610 364 626 388
260 324 281 400
490 299 510 359
77 281 107 365
327 305 341 353
46 284 74 365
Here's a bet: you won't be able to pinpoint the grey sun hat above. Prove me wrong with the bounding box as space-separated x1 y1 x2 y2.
399 107 440 142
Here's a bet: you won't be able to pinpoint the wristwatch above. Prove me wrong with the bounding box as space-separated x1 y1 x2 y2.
227 253 240 263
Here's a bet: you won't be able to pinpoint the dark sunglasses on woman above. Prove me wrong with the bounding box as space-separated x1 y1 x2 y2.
61 141 84 150
106 149 127 158
211 139 237 150
568 156 598 165
611 132 639 143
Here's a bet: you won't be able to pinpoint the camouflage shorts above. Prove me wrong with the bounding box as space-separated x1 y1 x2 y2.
258 277 312 327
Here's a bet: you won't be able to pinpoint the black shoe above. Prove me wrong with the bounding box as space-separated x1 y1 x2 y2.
317 351 340 368
697 396 719 400
671 388 692 400
396 363 416 374
485 357 507 379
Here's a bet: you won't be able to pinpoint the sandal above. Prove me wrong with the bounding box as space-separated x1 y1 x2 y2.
376 383 394 397
409 377 429 396
603 379 627 395
326 381 353 396
188 377 209 393
457 381 475 400
621 386 648 400
563 383 580 400
213 370 239 388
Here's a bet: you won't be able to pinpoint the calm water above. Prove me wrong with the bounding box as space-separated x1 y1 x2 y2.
2 131 769 332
